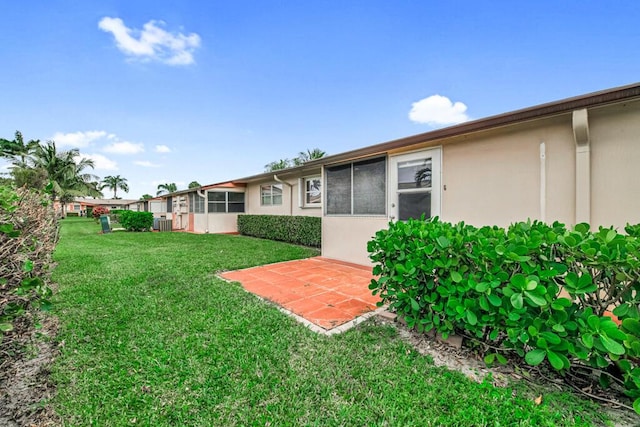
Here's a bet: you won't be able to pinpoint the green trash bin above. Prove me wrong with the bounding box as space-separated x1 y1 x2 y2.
100 215 111 233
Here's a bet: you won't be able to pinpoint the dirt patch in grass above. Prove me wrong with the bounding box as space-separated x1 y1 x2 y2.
374 313 640 427
0 314 60 427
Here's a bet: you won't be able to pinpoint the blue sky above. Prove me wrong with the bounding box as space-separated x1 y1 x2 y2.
1 1 639 199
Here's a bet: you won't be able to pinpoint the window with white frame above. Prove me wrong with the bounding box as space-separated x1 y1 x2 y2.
188 192 205 213
325 157 386 215
260 184 283 206
207 191 245 213
303 176 321 207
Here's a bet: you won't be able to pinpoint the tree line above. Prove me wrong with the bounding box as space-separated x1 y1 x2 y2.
2 131 326 209
264 148 326 172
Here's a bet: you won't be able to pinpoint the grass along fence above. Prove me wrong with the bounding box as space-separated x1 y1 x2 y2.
49 218 607 425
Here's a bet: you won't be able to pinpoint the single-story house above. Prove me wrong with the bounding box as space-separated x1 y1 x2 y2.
148 164 323 233
159 82 640 266
60 198 140 216
166 182 247 233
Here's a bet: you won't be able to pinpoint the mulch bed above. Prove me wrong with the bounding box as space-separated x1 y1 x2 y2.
374 312 640 427
0 314 60 427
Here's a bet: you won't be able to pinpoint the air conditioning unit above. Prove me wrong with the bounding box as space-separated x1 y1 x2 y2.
157 219 172 232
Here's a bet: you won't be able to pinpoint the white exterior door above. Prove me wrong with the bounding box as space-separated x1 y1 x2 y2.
389 148 441 221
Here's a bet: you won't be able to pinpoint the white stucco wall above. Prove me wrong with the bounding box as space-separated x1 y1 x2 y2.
149 201 164 214
321 216 389 266
589 100 640 229
206 213 240 233
245 174 323 217
441 115 575 227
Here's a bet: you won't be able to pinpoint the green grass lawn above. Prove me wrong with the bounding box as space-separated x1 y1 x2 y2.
50 218 606 426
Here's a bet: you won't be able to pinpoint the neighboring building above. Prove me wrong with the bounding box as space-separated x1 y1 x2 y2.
155 82 640 266
148 165 323 234
170 182 247 233
60 198 140 216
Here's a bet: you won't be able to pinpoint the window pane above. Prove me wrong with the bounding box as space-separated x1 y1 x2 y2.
399 191 431 221
208 192 226 202
260 185 271 200
209 202 226 213
228 192 245 202
306 192 321 204
228 203 245 213
398 158 431 189
326 164 351 214
353 157 386 215
261 184 281 205
305 178 321 204
195 195 205 214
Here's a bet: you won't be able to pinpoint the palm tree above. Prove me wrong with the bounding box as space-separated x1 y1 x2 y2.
156 182 177 196
1 131 41 186
0 131 40 166
293 148 326 166
59 164 103 217
140 194 153 200
101 175 130 199
29 141 99 204
264 159 291 172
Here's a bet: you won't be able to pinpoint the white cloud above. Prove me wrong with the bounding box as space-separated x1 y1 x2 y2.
81 153 118 171
98 17 201 65
409 95 470 126
155 144 171 153
103 141 144 154
52 130 108 147
134 160 161 167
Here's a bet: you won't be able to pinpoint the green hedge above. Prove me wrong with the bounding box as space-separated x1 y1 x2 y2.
119 211 154 232
368 217 640 412
237 214 321 247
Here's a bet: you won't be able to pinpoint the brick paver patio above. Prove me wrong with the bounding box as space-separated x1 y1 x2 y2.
219 257 381 333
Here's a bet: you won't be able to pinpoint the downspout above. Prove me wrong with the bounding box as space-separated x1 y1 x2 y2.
539 142 546 223
572 109 591 225
273 174 293 215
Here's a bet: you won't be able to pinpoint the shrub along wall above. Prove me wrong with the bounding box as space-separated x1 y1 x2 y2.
119 211 154 232
238 214 321 247
368 217 640 412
